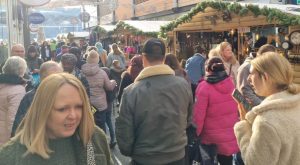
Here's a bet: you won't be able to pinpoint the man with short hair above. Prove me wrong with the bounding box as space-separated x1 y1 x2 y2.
11 61 63 136
116 38 193 165
185 45 206 99
55 45 69 62
0 44 26 73
11 44 25 58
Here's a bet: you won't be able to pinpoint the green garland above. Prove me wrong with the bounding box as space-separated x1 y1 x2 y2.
92 26 108 34
160 0 300 38
115 21 158 37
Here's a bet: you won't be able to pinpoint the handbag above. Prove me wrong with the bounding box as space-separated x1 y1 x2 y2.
87 141 96 165
186 125 202 165
199 143 218 165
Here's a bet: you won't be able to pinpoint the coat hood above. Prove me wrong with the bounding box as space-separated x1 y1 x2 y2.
81 63 100 76
209 77 234 94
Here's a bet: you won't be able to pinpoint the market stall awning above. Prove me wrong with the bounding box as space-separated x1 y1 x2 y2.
68 32 90 38
160 1 300 37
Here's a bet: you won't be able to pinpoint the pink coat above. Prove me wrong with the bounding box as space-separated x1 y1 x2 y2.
193 77 239 156
0 84 25 145
81 63 116 111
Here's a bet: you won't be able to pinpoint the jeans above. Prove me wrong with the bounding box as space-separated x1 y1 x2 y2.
94 109 108 133
105 101 116 143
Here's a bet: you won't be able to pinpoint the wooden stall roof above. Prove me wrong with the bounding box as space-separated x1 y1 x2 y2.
160 1 300 36
97 25 116 33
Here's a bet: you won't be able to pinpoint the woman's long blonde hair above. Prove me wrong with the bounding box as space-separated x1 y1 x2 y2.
216 41 238 65
14 73 95 159
111 43 123 55
251 52 300 94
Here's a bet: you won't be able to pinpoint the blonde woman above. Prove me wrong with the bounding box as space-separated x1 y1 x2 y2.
0 73 113 164
234 52 300 165
106 43 126 70
215 42 240 85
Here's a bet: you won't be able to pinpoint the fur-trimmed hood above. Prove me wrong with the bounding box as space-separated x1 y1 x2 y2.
135 64 174 82
245 90 300 124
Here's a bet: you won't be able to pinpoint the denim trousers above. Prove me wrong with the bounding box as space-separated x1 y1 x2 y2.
105 101 116 143
94 109 108 133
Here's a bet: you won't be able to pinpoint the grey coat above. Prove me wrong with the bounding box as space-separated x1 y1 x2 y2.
116 64 193 164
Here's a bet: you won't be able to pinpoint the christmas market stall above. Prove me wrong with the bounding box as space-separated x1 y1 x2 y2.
112 20 170 59
160 1 300 83
67 32 90 45
92 25 116 51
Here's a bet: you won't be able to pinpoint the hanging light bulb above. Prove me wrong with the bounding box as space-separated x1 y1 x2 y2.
230 29 235 35
255 33 260 40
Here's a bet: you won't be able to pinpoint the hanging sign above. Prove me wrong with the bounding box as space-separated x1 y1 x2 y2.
29 24 39 33
78 12 90 23
20 0 50 6
29 12 45 24
238 27 250 33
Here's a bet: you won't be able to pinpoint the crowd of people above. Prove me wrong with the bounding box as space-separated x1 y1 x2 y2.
0 38 299 165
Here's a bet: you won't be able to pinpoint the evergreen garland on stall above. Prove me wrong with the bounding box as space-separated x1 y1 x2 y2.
115 21 158 37
93 26 108 34
160 0 300 38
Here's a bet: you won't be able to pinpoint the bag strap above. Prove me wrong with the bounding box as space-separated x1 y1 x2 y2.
87 141 96 165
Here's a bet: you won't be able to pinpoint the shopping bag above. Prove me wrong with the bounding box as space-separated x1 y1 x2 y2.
186 125 202 165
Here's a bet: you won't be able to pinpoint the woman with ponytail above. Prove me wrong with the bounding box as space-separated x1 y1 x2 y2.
234 52 300 165
193 57 239 165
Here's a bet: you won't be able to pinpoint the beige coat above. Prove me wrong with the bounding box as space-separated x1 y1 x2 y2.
234 91 300 165
0 84 25 145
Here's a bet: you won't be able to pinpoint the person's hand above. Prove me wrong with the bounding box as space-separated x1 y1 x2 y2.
238 103 247 120
110 80 117 86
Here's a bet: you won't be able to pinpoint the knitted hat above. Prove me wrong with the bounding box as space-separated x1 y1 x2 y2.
86 50 99 64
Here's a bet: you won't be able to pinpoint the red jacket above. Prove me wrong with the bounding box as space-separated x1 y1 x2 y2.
193 77 239 155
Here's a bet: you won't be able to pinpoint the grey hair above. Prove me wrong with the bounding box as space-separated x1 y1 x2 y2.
2 56 27 76
61 53 78 65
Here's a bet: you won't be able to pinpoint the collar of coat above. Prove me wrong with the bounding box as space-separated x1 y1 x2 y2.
246 90 300 124
0 74 26 85
135 64 175 82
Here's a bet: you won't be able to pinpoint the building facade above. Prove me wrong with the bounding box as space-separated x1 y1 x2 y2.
115 0 199 21
114 0 298 22
0 0 25 58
